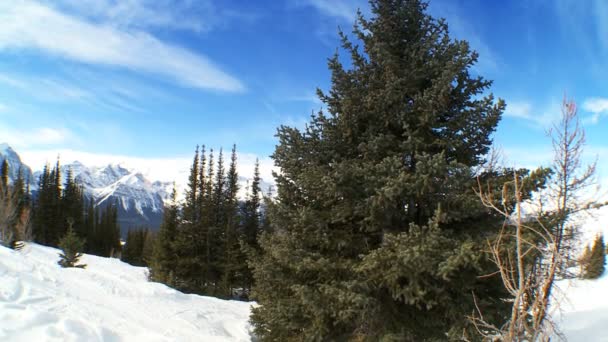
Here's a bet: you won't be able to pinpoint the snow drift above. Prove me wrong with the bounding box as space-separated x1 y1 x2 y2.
0 243 253 341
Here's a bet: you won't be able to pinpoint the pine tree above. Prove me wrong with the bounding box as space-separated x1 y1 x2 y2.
184 146 199 223
84 201 121 258
206 148 225 295
197 145 207 224
584 234 605 279
203 148 215 290
243 159 262 249
33 162 64 246
122 229 144 266
83 198 94 252
62 168 85 240
173 147 210 293
58 219 86 268
50 159 63 245
150 185 180 284
141 230 155 266
32 164 48 244
220 145 242 298
250 1 510 339
122 227 154 266
241 159 263 294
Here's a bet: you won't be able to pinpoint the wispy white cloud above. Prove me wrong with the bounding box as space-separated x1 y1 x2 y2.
297 0 364 23
47 0 259 34
0 1 245 92
504 101 533 120
582 97 608 124
300 0 499 73
0 125 76 150
504 99 562 128
285 94 323 105
48 0 213 33
0 74 28 89
582 98 608 113
0 71 144 113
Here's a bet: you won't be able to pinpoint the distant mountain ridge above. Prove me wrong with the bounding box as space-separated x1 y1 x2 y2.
0 143 274 236
0 144 170 235
35 162 172 235
0 143 34 184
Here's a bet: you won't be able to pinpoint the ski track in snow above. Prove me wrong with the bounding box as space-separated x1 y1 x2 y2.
0 243 253 341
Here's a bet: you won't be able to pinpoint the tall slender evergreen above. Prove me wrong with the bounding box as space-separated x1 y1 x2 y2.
220 145 242 297
184 146 199 223
150 186 180 284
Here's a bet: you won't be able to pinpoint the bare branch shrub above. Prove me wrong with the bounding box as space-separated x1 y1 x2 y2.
0 179 31 249
469 97 603 340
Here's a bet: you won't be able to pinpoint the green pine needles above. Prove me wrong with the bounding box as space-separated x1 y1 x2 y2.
249 0 515 340
583 234 606 279
58 219 86 269
149 145 265 300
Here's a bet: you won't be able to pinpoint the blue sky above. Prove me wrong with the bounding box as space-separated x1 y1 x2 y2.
0 0 607 183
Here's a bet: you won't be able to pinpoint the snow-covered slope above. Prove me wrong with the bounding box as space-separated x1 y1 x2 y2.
556 275 608 341
553 204 608 341
0 243 253 341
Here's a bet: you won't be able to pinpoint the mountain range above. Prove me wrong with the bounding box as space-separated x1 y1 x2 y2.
0 143 273 236
1 144 170 235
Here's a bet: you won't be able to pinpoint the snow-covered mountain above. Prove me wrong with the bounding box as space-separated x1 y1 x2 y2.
0 143 34 185
1 144 171 235
34 162 172 235
1 143 274 236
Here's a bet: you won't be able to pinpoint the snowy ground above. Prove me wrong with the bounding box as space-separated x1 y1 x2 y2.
2 205 608 341
554 204 608 341
557 275 608 341
0 243 253 341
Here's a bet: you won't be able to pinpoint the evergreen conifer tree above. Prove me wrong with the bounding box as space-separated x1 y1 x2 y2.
62 168 85 240
243 159 262 249
241 159 263 294
150 185 180 284
173 151 208 293
584 234 605 279
58 219 86 268
250 1 511 339
207 148 225 295
220 145 242 298
197 145 207 220
184 146 199 223
50 159 63 245
33 162 64 246
122 228 153 266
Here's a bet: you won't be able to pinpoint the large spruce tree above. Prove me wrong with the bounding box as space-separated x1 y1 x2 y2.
251 0 510 340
